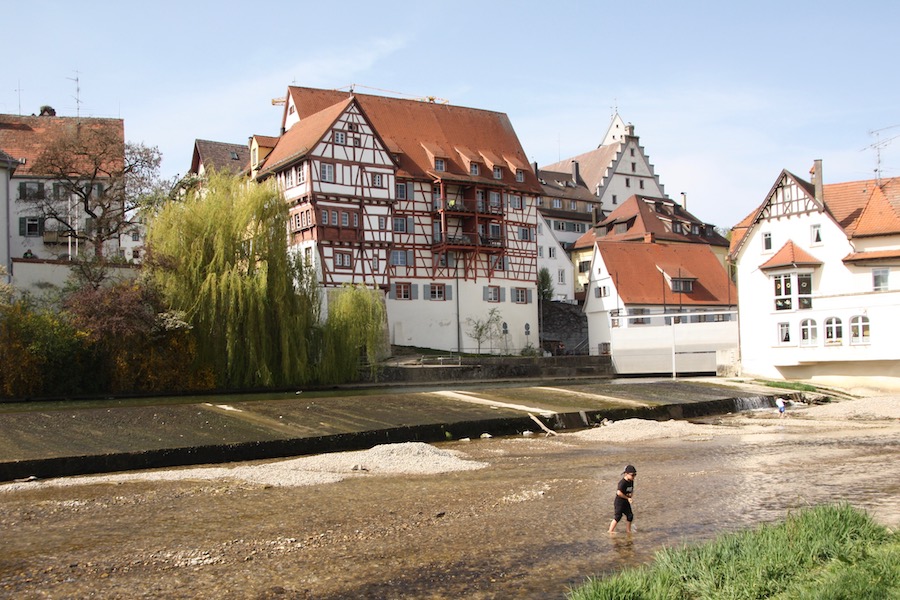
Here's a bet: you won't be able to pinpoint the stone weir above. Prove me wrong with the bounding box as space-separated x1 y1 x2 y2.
0 390 791 483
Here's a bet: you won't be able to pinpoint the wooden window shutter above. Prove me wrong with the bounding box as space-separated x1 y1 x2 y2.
446 285 452 301
411 284 419 300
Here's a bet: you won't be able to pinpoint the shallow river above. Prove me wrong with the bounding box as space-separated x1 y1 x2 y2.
1 406 898 599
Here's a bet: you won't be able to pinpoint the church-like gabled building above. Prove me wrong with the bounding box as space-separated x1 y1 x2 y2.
252 87 543 354
730 160 900 388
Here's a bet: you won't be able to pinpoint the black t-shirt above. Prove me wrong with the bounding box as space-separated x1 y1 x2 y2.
615 477 634 505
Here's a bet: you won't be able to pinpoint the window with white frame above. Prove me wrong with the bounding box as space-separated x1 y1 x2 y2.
334 251 352 269
297 162 306 183
493 166 502 179
778 322 791 344
395 182 407 199
762 231 772 251
434 158 445 172
516 169 524 182
549 247 556 259
378 216 386 230
510 195 522 209
811 224 822 244
552 198 562 209
489 191 501 207
558 269 565 284
825 317 843 345
873 268 889 291
353 213 359 227
393 217 407 233
341 212 349 227
773 272 813 310
514 288 527 304
334 131 346 145
800 319 817 346
850 315 870 344
321 163 335 182
395 282 411 300
538 246 544 258
390 250 408 266
429 283 446 300
519 227 531 241
487 285 500 302
22 216 42 236
372 173 383 187
470 163 479 176
321 209 328 225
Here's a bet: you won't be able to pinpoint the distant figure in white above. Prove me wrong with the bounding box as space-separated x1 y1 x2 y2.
775 398 786 418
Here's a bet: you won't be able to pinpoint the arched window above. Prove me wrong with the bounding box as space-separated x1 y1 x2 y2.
850 316 870 344
800 319 817 346
825 317 843 345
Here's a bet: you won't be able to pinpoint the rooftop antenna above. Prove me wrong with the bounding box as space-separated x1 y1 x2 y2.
67 71 82 117
14 80 22 115
864 124 900 185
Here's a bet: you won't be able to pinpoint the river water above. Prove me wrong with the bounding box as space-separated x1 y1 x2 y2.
1 402 898 599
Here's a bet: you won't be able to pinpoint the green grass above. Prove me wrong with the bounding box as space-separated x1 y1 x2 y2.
568 504 900 600
755 380 819 393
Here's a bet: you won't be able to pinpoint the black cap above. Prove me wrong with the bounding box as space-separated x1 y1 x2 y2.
624 465 637 474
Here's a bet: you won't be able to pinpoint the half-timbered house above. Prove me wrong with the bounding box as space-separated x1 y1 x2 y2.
254 87 542 354
730 160 900 388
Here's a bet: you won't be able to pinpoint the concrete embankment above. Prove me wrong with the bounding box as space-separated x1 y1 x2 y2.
0 378 801 482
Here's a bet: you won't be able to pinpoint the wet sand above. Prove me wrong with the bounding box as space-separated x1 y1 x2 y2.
1 395 898 599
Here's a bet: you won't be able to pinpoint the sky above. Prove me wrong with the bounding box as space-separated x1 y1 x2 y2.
3 0 899 229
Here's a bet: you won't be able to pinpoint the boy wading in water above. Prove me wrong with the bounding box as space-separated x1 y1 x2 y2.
608 465 637 533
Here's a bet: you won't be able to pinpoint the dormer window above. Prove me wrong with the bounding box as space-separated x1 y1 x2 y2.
230 151 239 160
673 222 683 234
516 169 524 182
493 166 502 179
435 158 445 172
671 279 693 293
470 163 479 176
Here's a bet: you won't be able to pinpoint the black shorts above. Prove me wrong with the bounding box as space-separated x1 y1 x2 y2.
613 499 633 522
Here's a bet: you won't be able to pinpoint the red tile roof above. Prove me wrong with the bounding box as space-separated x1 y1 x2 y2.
759 241 823 270
730 169 900 259
0 114 124 177
597 241 736 306
258 98 353 175
575 195 729 249
284 87 542 194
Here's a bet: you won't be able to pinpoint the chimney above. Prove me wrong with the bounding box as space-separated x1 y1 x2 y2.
571 160 580 184
811 159 823 202
625 123 635 136
532 161 539 175
680 192 687 210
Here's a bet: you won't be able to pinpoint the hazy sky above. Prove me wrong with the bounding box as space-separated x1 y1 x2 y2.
3 0 898 228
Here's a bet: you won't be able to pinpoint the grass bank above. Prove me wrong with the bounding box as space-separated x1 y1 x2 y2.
568 504 899 600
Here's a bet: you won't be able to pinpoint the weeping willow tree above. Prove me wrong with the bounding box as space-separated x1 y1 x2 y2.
147 172 322 388
319 284 388 383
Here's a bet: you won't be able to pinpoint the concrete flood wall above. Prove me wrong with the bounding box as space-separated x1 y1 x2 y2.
0 394 781 483
362 355 613 384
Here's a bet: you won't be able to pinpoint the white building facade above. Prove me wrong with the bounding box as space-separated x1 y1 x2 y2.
730 162 900 389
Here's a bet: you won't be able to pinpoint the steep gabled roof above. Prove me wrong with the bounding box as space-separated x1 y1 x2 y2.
597 241 736 306
258 98 354 175
0 148 19 171
284 86 542 193
730 166 900 260
0 113 124 177
759 241 823 271
536 167 598 203
190 139 249 175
